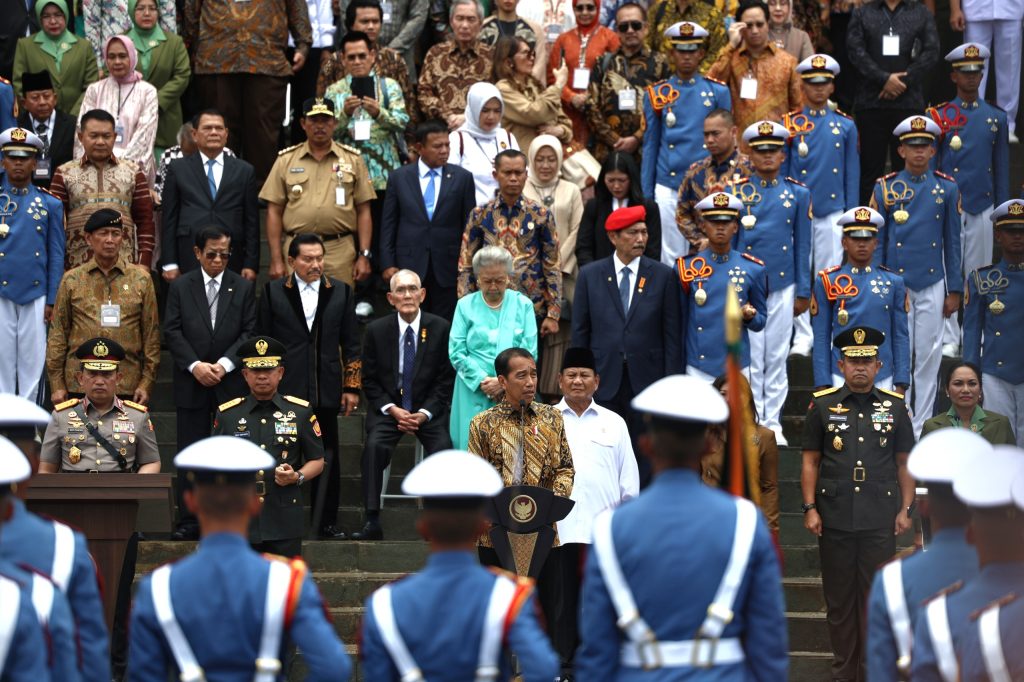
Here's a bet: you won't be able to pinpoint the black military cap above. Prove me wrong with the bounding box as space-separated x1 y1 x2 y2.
834 326 886 358
302 97 336 118
83 209 124 233
238 336 286 369
75 337 125 371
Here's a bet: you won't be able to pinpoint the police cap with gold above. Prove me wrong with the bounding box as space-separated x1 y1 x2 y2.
0 436 31 495
743 120 789 151
945 43 989 72
796 53 840 83
83 208 124 233
834 326 885 358
837 206 884 238
302 97 336 119
695 191 742 222
893 115 941 145
401 449 503 509
991 199 1024 230
0 127 43 158
75 337 125 371
174 435 276 485
663 21 708 51
239 336 286 369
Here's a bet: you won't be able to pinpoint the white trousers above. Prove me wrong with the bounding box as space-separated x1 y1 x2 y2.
750 284 794 431
908 280 946 438
982 373 1024 447
967 20 1022 133
791 211 838 352
832 374 894 391
656 183 688 266
943 206 994 346
0 296 46 401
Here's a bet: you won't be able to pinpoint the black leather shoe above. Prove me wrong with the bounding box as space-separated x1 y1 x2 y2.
319 525 348 540
350 521 383 541
170 527 198 541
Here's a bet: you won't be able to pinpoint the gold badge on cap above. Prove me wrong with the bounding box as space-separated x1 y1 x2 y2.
94 340 108 357
758 121 774 136
713 193 730 208
680 22 694 36
811 55 826 69
1009 203 1024 217
10 128 27 143
256 339 269 356
965 45 980 58
910 117 927 132
854 328 866 344
855 207 871 222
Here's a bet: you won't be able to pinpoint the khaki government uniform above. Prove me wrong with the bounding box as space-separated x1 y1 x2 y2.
259 141 376 287
40 397 160 472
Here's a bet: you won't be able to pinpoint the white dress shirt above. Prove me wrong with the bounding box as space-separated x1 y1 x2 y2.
298 276 320 331
380 312 432 420
418 159 444 198
555 398 640 545
612 252 641 310
187 270 236 375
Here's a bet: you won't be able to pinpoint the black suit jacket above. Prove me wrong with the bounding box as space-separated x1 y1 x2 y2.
163 268 256 408
0 3 35 80
161 153 260 274
256 274 361 410
17 109 75 189
362 312 454 427
379 162 476 285
576 197 662 268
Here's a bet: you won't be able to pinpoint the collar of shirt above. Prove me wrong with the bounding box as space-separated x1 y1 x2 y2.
496 193 525 214
556 397 599 419
956 97 981 110
30 111 56 134
449 40 484 57
83 396 124 417
710 150 740 175
738 41 778 59
81 153 120 168
85 257 129 275
418 159 441 178
613 252 640 279
200 151 225 167
397 311 422 341
611 197 628 211
946 404 987 431
202 269 224 288
296 275 321 293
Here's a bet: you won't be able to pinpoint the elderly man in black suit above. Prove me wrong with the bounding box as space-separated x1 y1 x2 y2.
257 233 362 540
161 109 260 282
16 71 74 189
163 225 256 539
379 119 477 320
356 269 455 540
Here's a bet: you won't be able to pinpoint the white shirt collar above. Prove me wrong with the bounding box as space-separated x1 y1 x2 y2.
297 275 321 292
418 159 442 178
30 110 56 133
398 311 422 338
613 253 640 277
201 269 224 287
556 397 600 418
200 150 225 166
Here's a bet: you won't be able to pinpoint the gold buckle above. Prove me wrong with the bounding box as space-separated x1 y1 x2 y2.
637 636 662 670
691 632 718 668
256 481 266 496
853 467 866 482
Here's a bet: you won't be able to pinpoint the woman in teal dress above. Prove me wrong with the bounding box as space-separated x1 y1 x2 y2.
449 246 538 449
922 361 1016 445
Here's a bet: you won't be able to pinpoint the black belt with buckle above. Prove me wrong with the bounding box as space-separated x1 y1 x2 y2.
320 232 352 243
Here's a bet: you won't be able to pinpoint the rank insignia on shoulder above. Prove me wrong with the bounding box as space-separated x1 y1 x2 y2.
277 143 301 156
879 172 897 182
285 395 310 407
54 398 80 411
813 386 840 398
311 414 322 438
935 170 955 182
218 397 244 412
704 75 726 87
820 265 841 275
878 387 905 400
785 176 808 187
834 109 853 120
741 253 764 265
339 143 361 155
123 399 148 412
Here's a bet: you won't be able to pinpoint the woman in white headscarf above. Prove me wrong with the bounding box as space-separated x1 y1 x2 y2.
524 134 582 399
448 82 520 206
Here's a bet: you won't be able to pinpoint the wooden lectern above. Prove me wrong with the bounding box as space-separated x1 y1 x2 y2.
25 474 174 628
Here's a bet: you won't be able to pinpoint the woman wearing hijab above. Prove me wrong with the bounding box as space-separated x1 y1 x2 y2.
448 82 522 207
548 0 618 148
74 35 159 183
12 0 99 116
494 36 572 157
126 0 190 165
82 0 177 68
524 134 583 399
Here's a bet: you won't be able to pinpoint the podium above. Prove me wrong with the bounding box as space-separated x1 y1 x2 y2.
25 474 174 628
487 485 574 578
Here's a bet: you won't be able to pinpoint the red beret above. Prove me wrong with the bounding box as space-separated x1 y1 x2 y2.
605 205 646 232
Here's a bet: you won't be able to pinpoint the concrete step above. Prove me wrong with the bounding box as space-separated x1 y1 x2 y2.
783 577 825 613
787 611 831 654
789 652 833 681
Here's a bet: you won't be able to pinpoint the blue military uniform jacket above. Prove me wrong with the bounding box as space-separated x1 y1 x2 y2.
963 261 1024 385
732 174 813 299
0 565 51 682
575 469 788 681
783 106 859 217
1 559 78 682
0 78 15 131
128 532 350 681
811 263 911 387
956 591 1023 681
640 74 730 196
933 98 1008 214
361 551 559 681
912 562 1024 681
0 177 64 306
676 249 767 375
865 527 979 682
0 498 109 682
871 169 962 293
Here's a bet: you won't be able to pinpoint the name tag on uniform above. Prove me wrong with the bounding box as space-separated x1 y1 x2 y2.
34 157 50 177
573 68 591 90
828 413 848 422
114 124 125 144
100 303 121 327
883 34 900 56
617 88 636 111
740 77 758 100
336 186 346 206
233 431 250 438
354 119 372 141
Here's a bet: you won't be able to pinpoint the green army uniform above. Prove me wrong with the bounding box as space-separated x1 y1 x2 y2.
40 397 159 472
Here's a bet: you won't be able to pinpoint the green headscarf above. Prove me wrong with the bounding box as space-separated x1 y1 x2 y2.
32 0 76 71
125 0 166 77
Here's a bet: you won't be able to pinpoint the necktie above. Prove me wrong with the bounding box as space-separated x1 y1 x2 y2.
206 158 217 199
424 169 437 220
35 121 49 152
619 267 632 313
206 278 219 327
401 326 415 411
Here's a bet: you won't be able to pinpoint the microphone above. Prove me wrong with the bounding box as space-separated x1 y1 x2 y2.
514 399 527 485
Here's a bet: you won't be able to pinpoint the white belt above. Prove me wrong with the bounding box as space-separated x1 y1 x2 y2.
51 522 75 592
0 578 19 679
979 604 1011 682
620 637 745 668
881 560 913 674
925 594 958 682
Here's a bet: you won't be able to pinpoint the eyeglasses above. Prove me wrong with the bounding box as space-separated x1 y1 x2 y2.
575 3 596 10
617 20 644 32
204 250 232 260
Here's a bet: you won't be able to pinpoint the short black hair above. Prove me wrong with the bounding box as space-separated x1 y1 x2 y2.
288 233 325 258
706 108 735 126
195 226 230 251
80 109 116 129
595 151 644 206
341 30 373 52
943 361 983 391
494 149 527 169
495 347 535 377
192 108 226 128
736 0 768 22
415 119 450 144
345 0 383 30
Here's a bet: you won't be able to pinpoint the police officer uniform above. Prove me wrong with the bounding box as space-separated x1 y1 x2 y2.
871 115 963 437
963 199 1024 446
865 429 985 681
801 327 915 682
678 192 768 379
735 120 812 443
911 446 1024 682
0 393 110 682
576 375 788 678
0 127 64 400
259 98 376 288
39 338 159 472
361 449 560 681
213 336 325 557
811 207 911 391
641 21 730 265
128 436 351 681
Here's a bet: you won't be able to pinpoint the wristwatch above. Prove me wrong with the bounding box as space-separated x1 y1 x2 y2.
801 502 816 513
358 249 373 259
296 472 305 487
906 501 916 516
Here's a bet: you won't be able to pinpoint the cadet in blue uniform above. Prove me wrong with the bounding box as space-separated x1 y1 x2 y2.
0 78 15 131
911 445 1024 682
871 115 962 437
865 429 985 681
641 21 730 265
128 436 351 682
734 120 812 446
963 199 1024 447
0 393 110 682
576 375 788 680
933 43 1009 358
361 449 559 681
811 206 911 392
677 191 767 379
0 127 64 400
785 53 859 357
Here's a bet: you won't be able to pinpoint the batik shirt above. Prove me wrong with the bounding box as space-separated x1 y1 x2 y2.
676 150 753 245
417 40 494 122
645 0 727 73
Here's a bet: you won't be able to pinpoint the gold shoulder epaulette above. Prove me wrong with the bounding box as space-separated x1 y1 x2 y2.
704 75 726 87
123 399 148 412
38 187 61 202
0 76 10 85
284 395 311 407
54 398 80 411
877 264 894 273
786 176 808 188
878 172 897 182
878 387 905 400
819 264 841 275
338 143 361 155
935 170 955 182
741 253 765 266
218 397 244 412
834 108 853 120
813 386 840 398
277 143 301 156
